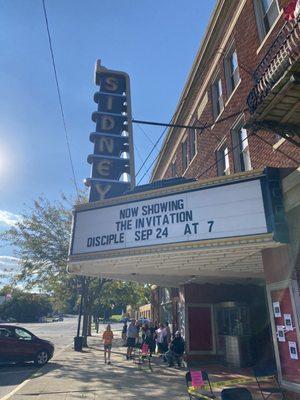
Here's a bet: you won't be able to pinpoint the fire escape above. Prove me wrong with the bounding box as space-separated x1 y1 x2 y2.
246 15 300 147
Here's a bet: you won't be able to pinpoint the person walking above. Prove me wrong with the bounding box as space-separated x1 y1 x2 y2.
102 324 113 364
126 319 138 360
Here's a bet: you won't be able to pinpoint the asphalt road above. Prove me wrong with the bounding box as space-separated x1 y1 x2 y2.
0 316 79 399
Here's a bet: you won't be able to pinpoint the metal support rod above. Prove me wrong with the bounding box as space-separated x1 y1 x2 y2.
76 276 85 338
132 119 205 130
132 109 248 131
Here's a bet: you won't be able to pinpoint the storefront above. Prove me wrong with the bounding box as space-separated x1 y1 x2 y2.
68 167 300 393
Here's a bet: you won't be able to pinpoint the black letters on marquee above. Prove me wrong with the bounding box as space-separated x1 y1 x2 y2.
85 60 135 202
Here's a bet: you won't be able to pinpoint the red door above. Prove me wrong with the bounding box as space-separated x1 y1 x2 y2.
188 306 214 352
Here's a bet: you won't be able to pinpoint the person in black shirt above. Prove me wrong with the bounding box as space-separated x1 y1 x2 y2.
166 331 185 367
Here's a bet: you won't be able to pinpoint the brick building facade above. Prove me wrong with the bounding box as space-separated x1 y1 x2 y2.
68 0 300 396
152 0 299 183
150 0 300 397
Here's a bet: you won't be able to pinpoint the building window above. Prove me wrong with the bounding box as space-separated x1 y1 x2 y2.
254 0 280 42
182 139 188 172
225 47 240 95
216 145 230 176
189 128 196 161
232 123 251 172
171 158 177 177
212 77 224 120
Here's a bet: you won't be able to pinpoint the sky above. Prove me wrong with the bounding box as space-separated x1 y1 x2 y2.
0 0 216 282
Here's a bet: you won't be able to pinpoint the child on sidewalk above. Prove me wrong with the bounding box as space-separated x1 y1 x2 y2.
102 324 113 364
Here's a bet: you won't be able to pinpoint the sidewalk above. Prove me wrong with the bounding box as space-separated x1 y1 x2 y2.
7 332 187 399
6 331 284 399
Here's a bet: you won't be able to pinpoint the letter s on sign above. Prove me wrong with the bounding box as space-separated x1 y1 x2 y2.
104 77 118 91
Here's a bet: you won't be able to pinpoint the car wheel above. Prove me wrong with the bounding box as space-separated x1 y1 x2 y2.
34 350 49 366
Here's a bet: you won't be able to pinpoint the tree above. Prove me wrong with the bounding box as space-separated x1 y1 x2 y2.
98 280 151 311
0 195 81 313
0 288 52 322
1 195 152 332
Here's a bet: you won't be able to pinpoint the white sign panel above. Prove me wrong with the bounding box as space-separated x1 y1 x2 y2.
277 325 286 342
288 341 299 360
71 179 268 255
273 301 282 318
284 314 293 331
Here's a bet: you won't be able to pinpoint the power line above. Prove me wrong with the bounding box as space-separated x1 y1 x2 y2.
133 143 144 164
135 125 168 178
252 131 300 164
137 153 160 185
196 128 300 180
134 108 245 181
196 131 254 179
42 0 79 197
136 123 155 146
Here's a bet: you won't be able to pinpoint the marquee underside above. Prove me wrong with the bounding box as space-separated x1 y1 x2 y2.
68 233 281 287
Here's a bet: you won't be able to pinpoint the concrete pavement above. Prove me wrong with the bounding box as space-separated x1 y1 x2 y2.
1 330 285 399
4 332 187 400
0 317 78 398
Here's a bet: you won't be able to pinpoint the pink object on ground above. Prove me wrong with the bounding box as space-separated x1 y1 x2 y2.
141 343 149 354
190 370 205 388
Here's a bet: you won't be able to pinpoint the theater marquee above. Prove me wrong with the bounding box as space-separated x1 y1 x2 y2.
70 173 287 257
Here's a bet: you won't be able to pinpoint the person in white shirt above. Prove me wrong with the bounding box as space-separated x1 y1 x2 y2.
156 323 168 354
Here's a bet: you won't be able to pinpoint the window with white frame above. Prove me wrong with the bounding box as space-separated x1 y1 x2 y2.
171 158 177 177
216 145 230 176
225 46 240 95
212 77 224 120
189 128 196 161
182 139 188 172
254 0 280 42
232 122 252 172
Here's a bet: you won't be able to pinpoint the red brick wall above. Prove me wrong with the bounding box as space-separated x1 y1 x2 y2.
160 0 300 182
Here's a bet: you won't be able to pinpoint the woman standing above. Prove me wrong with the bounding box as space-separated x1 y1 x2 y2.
102 324 113 364
147 322 157 355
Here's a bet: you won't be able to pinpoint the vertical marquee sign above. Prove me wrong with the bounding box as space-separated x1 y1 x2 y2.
85 60 135 201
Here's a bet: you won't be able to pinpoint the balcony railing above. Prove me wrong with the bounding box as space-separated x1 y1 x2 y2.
247 15 300 114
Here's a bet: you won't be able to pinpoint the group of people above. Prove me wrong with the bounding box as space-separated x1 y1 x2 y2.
102 319 185 367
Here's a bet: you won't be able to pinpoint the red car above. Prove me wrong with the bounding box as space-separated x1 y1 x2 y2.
0 325 54 366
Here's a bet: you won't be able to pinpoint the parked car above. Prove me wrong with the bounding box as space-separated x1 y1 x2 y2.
0 325 54 366
52 315 63 322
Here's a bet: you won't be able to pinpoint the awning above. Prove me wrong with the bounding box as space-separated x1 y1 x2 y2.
68 169 288 287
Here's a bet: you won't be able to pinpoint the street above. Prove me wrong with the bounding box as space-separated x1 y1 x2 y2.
0 316 78 399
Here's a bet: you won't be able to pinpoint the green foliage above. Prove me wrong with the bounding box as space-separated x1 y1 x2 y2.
1 195 82 313
0 288 52 322
100 280 151 309
1 195 151 316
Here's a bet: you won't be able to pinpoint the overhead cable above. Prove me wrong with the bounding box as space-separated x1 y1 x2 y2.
42 0 79 197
